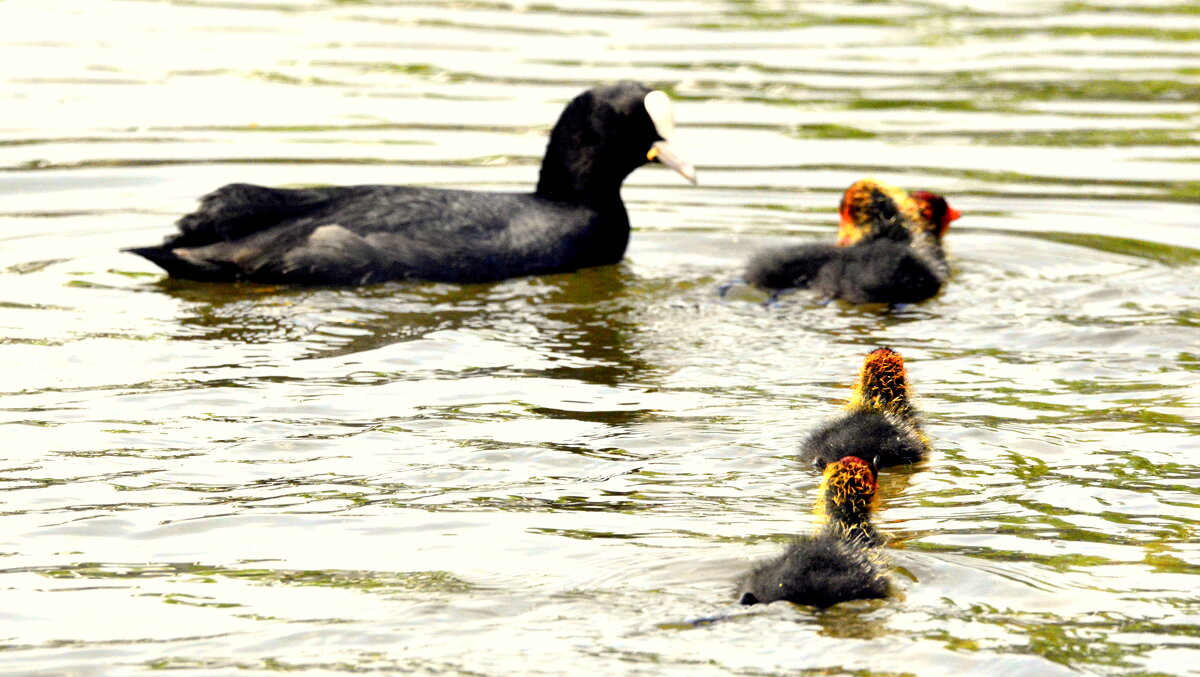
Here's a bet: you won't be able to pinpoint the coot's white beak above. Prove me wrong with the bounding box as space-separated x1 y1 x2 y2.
643 90 697 184
647 140 696 184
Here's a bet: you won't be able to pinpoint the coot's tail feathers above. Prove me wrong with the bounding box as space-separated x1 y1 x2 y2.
123 246 241 282
168 183 335 248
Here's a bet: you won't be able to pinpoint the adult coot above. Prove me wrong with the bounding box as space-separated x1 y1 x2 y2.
738 456 888 608
799 347 929 471
745 180 959 304
126 81 696 285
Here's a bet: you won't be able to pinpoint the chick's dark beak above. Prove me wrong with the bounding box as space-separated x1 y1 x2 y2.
647 140 697 184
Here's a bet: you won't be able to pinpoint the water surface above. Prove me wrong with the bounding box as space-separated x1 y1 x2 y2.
2 0 1199 675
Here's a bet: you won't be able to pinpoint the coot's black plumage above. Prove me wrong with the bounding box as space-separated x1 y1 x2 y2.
744 180 957 304
126 81 695 285
738 456 888 608
799 347 929 471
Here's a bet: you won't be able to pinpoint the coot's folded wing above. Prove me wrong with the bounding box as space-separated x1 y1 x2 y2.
164 183 353 248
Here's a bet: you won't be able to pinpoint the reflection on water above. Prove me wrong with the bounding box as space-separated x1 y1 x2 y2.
2 0 1200 675
160 264 654 387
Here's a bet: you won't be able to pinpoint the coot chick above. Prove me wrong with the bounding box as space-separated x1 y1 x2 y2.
738 456 888 608
799 347 928 471
745 180 958 304
126 81 696 285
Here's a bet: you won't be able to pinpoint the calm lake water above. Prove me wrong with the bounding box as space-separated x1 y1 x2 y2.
2 0 1199 675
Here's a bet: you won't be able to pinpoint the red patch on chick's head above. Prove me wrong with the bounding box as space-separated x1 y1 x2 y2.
909 191 960 240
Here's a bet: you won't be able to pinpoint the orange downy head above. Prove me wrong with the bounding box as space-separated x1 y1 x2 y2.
836 179 915 246
847 347 912 417
836 197 866 246
814 455 878 530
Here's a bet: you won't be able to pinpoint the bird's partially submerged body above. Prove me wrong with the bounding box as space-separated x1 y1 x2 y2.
737 531 887 608
802 408 926 471
747 233 944 305
738 456 888 608
799 347 929 471
745 180 959 304
130 185 623 285
127 82 696 286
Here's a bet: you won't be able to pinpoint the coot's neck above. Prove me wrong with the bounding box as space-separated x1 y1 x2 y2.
535 144 630 212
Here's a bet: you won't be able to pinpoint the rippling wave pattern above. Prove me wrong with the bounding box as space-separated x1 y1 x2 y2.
2 0 1199 674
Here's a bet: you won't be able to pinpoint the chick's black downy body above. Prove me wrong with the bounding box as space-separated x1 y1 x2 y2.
746 234 944 305
738 531 888 607
799 408 926 471
127 81 695 285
